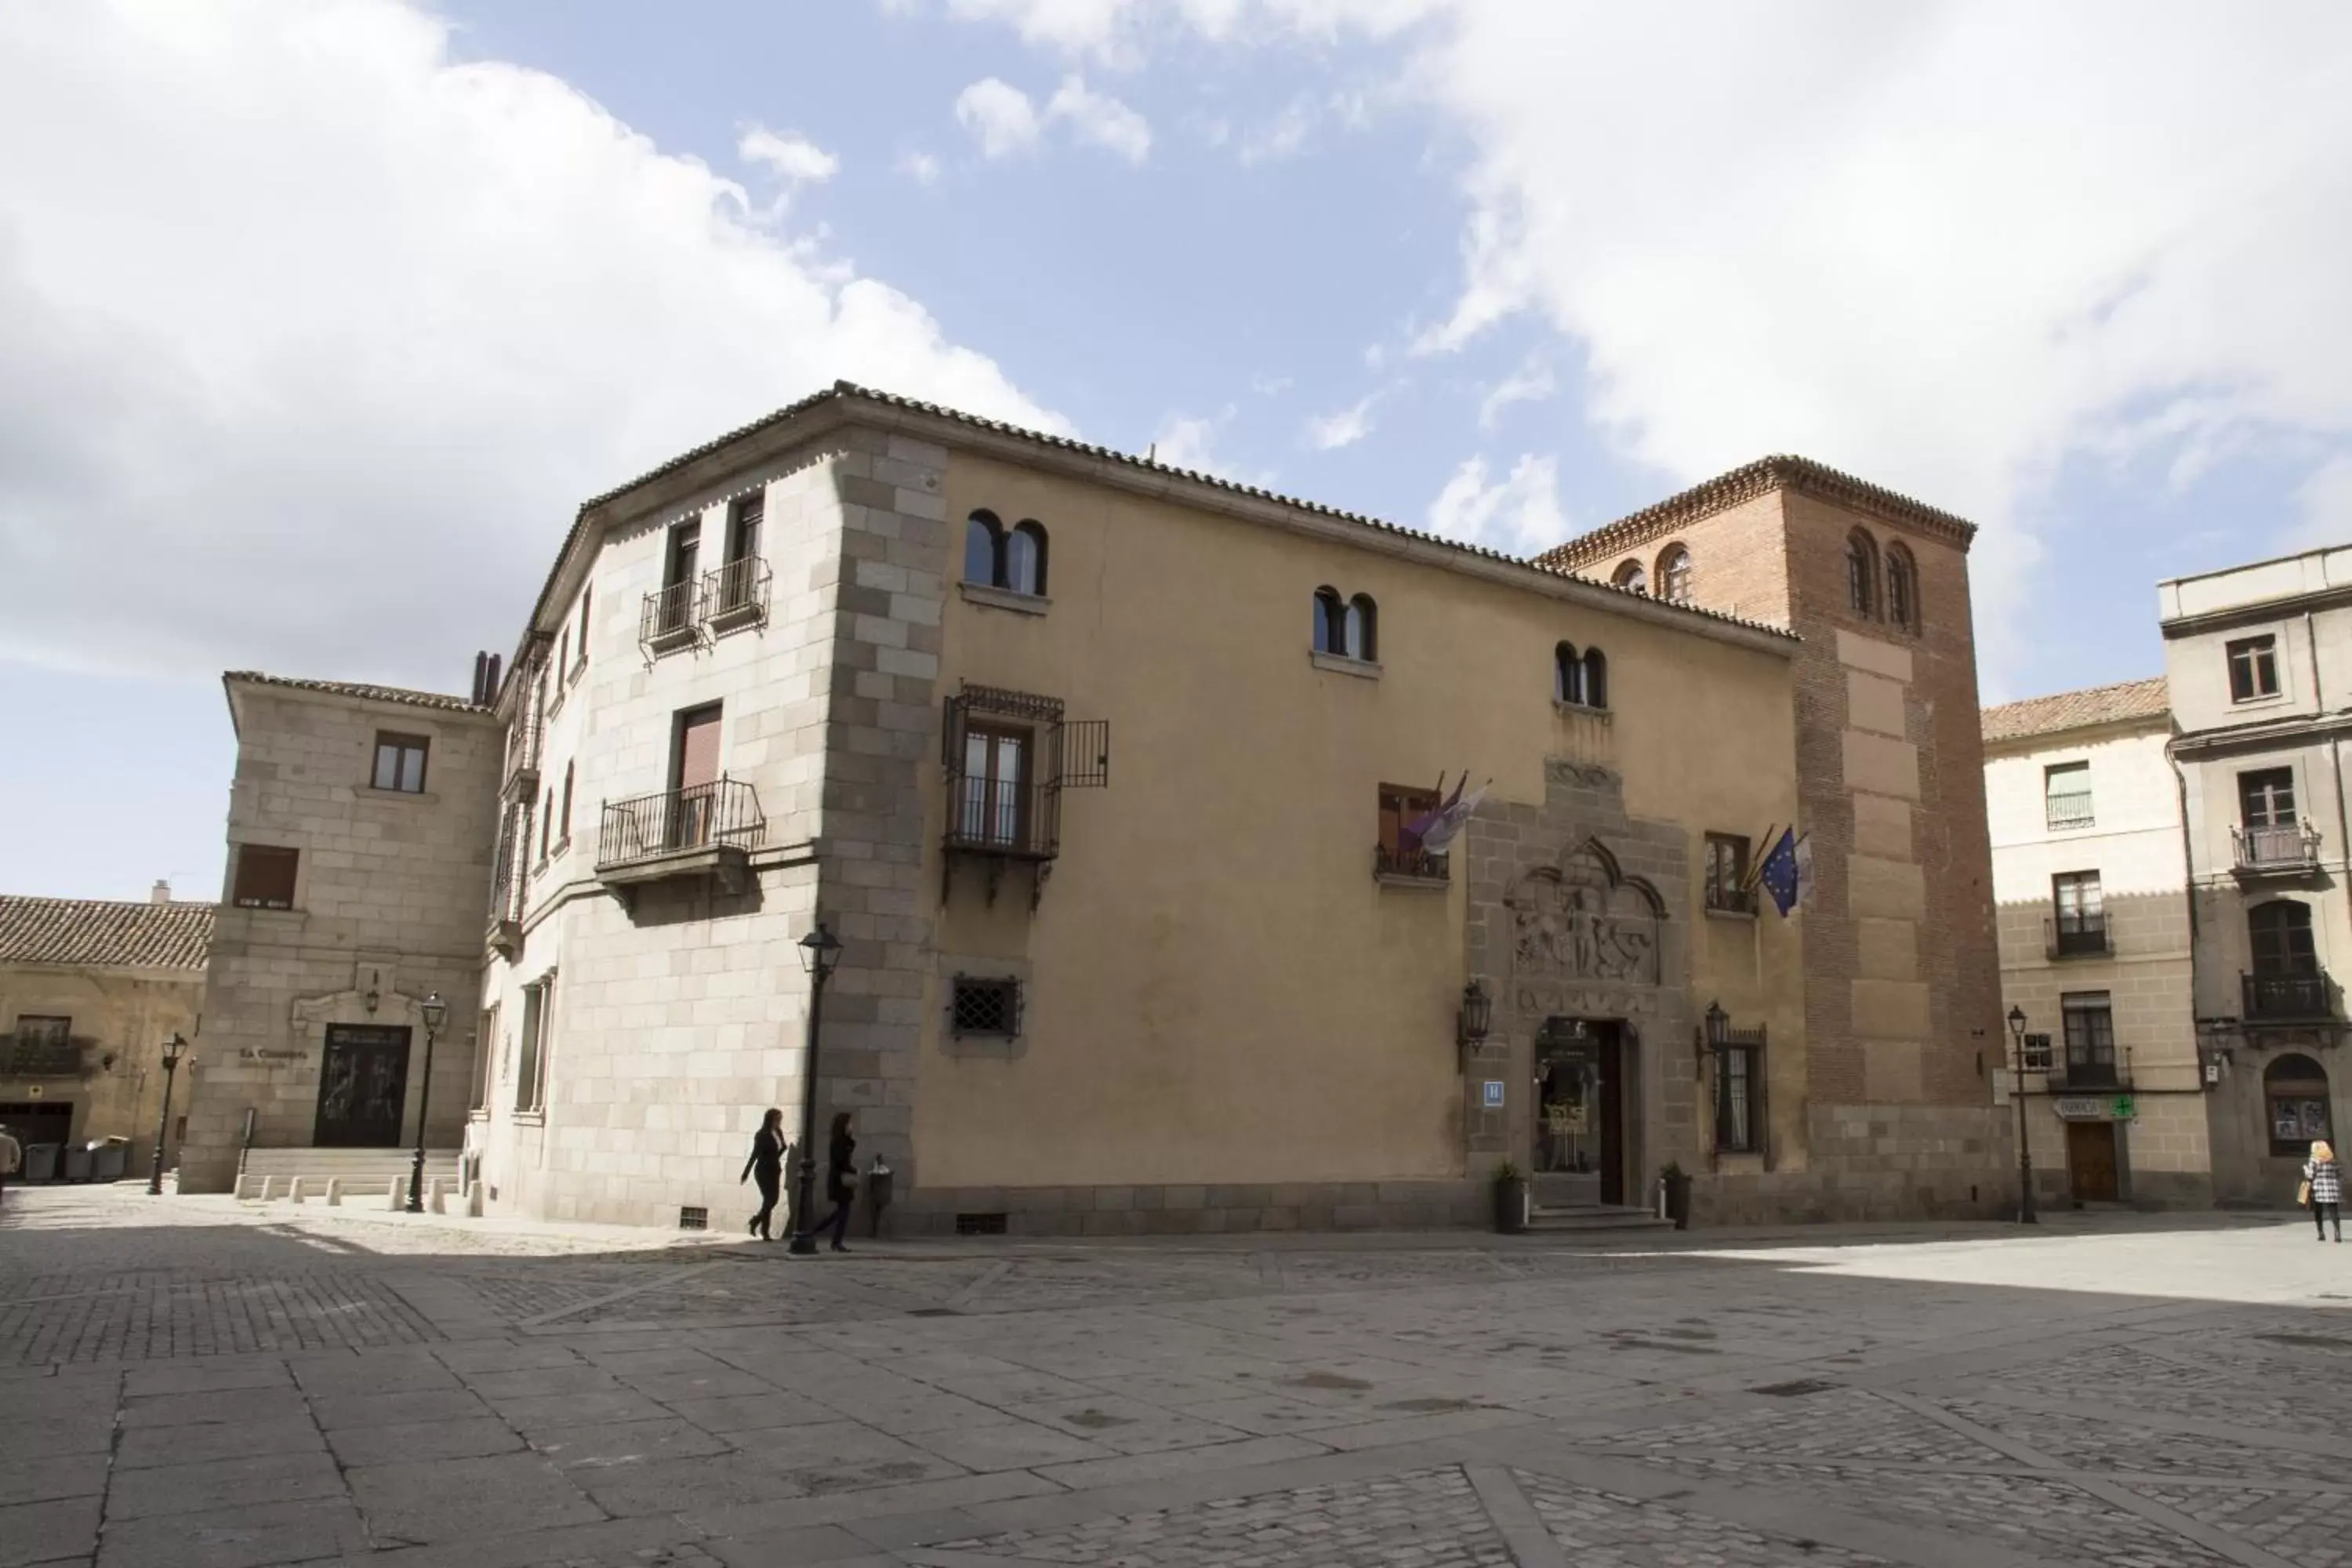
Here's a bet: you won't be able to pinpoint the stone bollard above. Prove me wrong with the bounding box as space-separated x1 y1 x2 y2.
428 1179 447 1214
325 1178 343 1207
388 1176 406 1211
288 1177 305 1204
466 1181 485 1218
258 1175 278 1202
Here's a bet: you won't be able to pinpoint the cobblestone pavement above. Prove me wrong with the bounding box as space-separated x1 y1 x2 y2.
2 1186 2350 1567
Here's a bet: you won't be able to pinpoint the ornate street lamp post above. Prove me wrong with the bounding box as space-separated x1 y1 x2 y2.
405 993 448 1214
2008 1004 2036 1225
147 1033 189 1196
789 925 844 1256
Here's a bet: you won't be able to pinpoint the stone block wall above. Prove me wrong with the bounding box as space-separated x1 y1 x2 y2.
889 1179 1484 1237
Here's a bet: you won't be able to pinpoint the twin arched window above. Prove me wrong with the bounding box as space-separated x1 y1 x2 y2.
1556 642 1609 709
1848 528 1922 632
1314 588 1377 662
1886 543 1918 632
1613 560 1648 595
1846 530 1878 617
1658 546 1692 604
964 510 1048 597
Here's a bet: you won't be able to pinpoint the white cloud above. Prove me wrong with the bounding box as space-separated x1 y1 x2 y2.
954 77 1043 158
737 125 837 185
1427 453 1570 558
2292 456 2352 551
1478 357 1555 429
1304 390 1382 450
0 0 1062 684
1250 372 1294 397
898 151 943 185
1153 406 1275 487
946 0 1144 64
1047 76 1152 162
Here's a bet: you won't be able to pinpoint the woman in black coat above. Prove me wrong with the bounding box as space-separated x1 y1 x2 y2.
823 1110 857 1253
740 1108 786 1240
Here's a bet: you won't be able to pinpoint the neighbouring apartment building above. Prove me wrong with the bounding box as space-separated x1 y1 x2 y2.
0 887 212 1176
197 383 2014 1232
178 674 501 1194
2163 549 2352 1205
1982 679 2208 1209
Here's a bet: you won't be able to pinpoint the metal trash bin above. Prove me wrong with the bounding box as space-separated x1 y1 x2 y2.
61 1144 93 1182
91 1140 129 1182
24 1144 59 1182
866 1156 894 1239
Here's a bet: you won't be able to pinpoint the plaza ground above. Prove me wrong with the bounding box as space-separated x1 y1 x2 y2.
2 1187 2348 1567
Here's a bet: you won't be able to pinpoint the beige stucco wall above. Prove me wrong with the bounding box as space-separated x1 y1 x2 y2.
1 964 204 1174
916 452 1804 1192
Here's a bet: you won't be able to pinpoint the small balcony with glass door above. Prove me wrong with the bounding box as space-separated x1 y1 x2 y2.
2241 898 2333 1024
2233 766 2321 880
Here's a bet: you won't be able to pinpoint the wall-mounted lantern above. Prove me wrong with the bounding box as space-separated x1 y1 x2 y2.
1456 978 1491 1069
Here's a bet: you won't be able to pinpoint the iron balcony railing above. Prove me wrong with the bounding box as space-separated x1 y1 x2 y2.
2045 792 2096 831
946 777 1062 860
2045 916 2111 959
502 710 542 797
2244 970 2334 1023
597 778 764 869
2051 1057 2125 1091
0 1034 82 1076
1706 884 1759 916
640 580 700 649
1374 844 1451 883
2234 822 2321 876
702 557 771 628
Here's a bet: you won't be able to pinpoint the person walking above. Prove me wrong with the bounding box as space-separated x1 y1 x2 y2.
822 1110 857 1253
2306 1139 2343 1243
0 1123 20 1210
741 1108 786 1240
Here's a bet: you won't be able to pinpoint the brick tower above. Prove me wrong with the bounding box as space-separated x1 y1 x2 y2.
1539 460 2007 1218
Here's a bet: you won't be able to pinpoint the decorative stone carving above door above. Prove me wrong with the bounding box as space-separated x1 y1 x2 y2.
1507 840 1665 988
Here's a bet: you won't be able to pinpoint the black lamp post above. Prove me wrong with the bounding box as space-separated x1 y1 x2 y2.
1456 978 1491 1069
147 1033 189 1196
2007 1004 2036 1225
789 925 844 1256
405 993 448 1214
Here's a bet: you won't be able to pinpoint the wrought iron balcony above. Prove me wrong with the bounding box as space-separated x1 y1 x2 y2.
501 710 542 800
597 778 764 894
2045 792 2096 832
0 1033 85 1076
1374 844 1451 886
702 557 770 632
2243 970 2335 1025
2234 822 2321 879
485 811 524 956
1706 884 1759 916
639 580 701 655
2050 1057 2125 1091
2045 916 2111 960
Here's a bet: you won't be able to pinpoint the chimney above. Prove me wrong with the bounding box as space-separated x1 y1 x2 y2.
470 652 488 706
151 880 171 905
485 652 503 705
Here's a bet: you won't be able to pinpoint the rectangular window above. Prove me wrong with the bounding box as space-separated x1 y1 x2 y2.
13 1015 71 1048
1376 783 1443 875
231 844 299 910
1704 834 1753 913
2052 871 2106 955
371 733 430 793
725 492 764 563
2241 768 2297 828
950 975 1022 1039
2060 992 2117 1088
2020 1032 2054 1073
1715 1044 1760 1152
664 520 701 588
472 1004 498 1112
2227 635 2281 702
514 978 550 1113
575 583 591 670
2044 761 2093 831
956 724 1030 849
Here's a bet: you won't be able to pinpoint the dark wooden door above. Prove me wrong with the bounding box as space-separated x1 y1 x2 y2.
671 705 723 848
2066 1120 2118 1203
0 1102 77 1169
314 1025 410 1148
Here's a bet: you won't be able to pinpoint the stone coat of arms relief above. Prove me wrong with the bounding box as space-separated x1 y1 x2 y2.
1505 842 1664 1011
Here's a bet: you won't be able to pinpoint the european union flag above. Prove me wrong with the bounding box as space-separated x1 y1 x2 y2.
1759 827 1802 916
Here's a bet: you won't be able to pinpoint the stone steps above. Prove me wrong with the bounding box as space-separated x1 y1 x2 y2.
1526 1203 1677 1235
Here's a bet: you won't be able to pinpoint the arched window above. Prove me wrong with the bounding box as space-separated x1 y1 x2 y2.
964 510 1001 586
1658 546 1692 604
1006 521 1048 596
1613 560 1649 595
1345 594 1378 662
1846 531 1878 617
560 760 575 844
1312 586 1346 655
1581 647 1609 710
1555 641 1582 705
1886 543 1918 631
2250 901 2318 976
2267 1051 2332 1156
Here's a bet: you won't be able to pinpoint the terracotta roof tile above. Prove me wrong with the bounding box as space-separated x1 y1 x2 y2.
0 898 214 971
1980 677 2170 743
224 672 486 713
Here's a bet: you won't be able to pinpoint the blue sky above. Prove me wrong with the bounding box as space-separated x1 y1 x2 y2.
4 0 2350 902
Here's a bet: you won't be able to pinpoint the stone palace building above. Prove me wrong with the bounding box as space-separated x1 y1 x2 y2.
183 383 2012 1233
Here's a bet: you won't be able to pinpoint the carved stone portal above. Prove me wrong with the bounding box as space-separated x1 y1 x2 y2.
1506 840 1664 989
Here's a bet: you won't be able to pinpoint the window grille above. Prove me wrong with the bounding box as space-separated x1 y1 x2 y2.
951 976 1022 1039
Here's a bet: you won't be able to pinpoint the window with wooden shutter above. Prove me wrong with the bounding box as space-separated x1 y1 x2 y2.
232 845 299 910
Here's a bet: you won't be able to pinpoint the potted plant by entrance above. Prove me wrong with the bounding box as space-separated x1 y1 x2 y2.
1659 1161 1693 1230
1493 1160 1528 1235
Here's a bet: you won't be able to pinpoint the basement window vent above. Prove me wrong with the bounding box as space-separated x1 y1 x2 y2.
1751 1378 1840 1398
955 1211 1008 1236
951 975 1022 1039
677 1206 709 1231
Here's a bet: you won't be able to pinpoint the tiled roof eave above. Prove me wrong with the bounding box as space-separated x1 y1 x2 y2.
223 671 489 716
